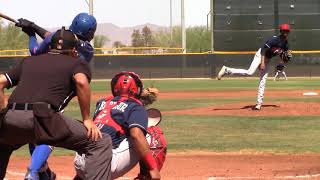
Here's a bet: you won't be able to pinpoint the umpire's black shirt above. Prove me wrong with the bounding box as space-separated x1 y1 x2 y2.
5 53 91 111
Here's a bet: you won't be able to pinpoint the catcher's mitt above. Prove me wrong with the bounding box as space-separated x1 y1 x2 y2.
280 50 293 63
140 87 159 106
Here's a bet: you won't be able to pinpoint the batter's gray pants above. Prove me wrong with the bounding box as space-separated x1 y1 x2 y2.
0 109 112 180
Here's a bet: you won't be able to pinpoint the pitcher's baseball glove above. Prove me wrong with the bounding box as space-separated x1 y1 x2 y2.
280 50 293 63
140 87 159 106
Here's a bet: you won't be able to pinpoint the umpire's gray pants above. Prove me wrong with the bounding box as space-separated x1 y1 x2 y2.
0 110 112 180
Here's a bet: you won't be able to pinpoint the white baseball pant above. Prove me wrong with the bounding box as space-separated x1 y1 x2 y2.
223 48 269 106
74 134 151 179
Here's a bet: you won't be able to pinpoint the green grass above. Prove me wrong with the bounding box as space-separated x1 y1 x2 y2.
10 78 320 155
162 115 320 153
90 78 320 92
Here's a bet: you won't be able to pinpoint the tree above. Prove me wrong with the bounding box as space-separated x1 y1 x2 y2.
93 35 109 54
131 29 144 47
153 26 211 53
141 26 154 46
0 24 28 54
113 41 126 48
186 26 211 53
153 26 181 48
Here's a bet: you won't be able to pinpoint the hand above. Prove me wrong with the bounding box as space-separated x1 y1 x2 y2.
15 18 34 28
259 63 265 71
83 119 102 141
149 169 161 180
22 27 35 36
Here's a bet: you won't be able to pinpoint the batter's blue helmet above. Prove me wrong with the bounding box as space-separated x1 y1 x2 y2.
70 13 97 41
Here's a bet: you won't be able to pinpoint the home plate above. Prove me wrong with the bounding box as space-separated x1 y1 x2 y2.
303 92 318 96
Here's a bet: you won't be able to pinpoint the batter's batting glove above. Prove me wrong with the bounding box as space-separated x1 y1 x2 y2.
22 27 36 36
15 18 34 28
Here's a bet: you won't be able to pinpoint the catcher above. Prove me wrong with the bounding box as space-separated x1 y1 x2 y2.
74 71 166 180
217 23 292 110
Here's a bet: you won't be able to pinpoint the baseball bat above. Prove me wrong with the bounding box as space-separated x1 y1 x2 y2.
0 12 18 24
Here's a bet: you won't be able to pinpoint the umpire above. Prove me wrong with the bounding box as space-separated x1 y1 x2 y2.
0 27 112 180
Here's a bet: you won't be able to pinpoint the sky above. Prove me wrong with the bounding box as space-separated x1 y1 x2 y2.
0 0 210 28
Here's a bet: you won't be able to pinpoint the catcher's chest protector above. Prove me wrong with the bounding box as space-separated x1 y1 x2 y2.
94 97 129 135
148 126 167 170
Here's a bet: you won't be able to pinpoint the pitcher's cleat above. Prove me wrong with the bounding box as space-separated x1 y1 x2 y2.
217 66 228 80
252 104 261 110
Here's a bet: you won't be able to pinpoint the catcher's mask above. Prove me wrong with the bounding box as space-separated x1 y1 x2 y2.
111 71 143 98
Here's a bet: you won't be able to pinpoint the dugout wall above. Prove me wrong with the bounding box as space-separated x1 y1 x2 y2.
212 0 320 51
1 54 320 79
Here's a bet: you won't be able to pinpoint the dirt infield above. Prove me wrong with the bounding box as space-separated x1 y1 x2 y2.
6 153 320 180
92 90 320 101
5 90 320 180
166 102 320 116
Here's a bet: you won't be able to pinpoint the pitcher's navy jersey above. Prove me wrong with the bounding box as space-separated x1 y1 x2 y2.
94 96 148 148
262 35 289 59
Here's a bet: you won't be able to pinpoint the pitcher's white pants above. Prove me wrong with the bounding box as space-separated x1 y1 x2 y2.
226 48 262 76
224 48 269 106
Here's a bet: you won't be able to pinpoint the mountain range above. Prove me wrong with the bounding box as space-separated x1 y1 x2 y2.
95 23 167 47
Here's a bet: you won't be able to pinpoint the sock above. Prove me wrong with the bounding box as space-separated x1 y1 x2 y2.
29 145 53 173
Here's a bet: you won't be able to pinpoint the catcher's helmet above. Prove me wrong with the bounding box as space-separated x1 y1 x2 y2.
280 24 290 32
70 13 97 41
111 72 143 98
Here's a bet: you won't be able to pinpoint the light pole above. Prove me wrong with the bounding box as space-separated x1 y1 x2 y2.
85 0 94 47
85 0 95 73
211 0 215 52
181 0 186 53
170 0 173 46
89 0 93 16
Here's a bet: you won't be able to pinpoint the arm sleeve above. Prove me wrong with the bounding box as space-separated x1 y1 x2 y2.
263 37 277 49
30 33 53 55
29 35 38 55
77 40 94 62
73 60 92 82
5 60 24 88
128 105 148 134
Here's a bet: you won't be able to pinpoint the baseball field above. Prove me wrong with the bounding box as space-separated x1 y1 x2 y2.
6 77 320 180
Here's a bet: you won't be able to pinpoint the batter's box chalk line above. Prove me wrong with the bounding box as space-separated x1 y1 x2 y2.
6 170 72 180
6 170 133 180
208 173 320 179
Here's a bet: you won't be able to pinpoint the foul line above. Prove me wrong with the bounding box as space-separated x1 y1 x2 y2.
6 170 132 180
208 174 320 180
6 170 72 180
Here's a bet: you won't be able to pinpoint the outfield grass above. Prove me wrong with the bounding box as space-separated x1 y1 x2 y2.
162 115 320 153
12 78 320 155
